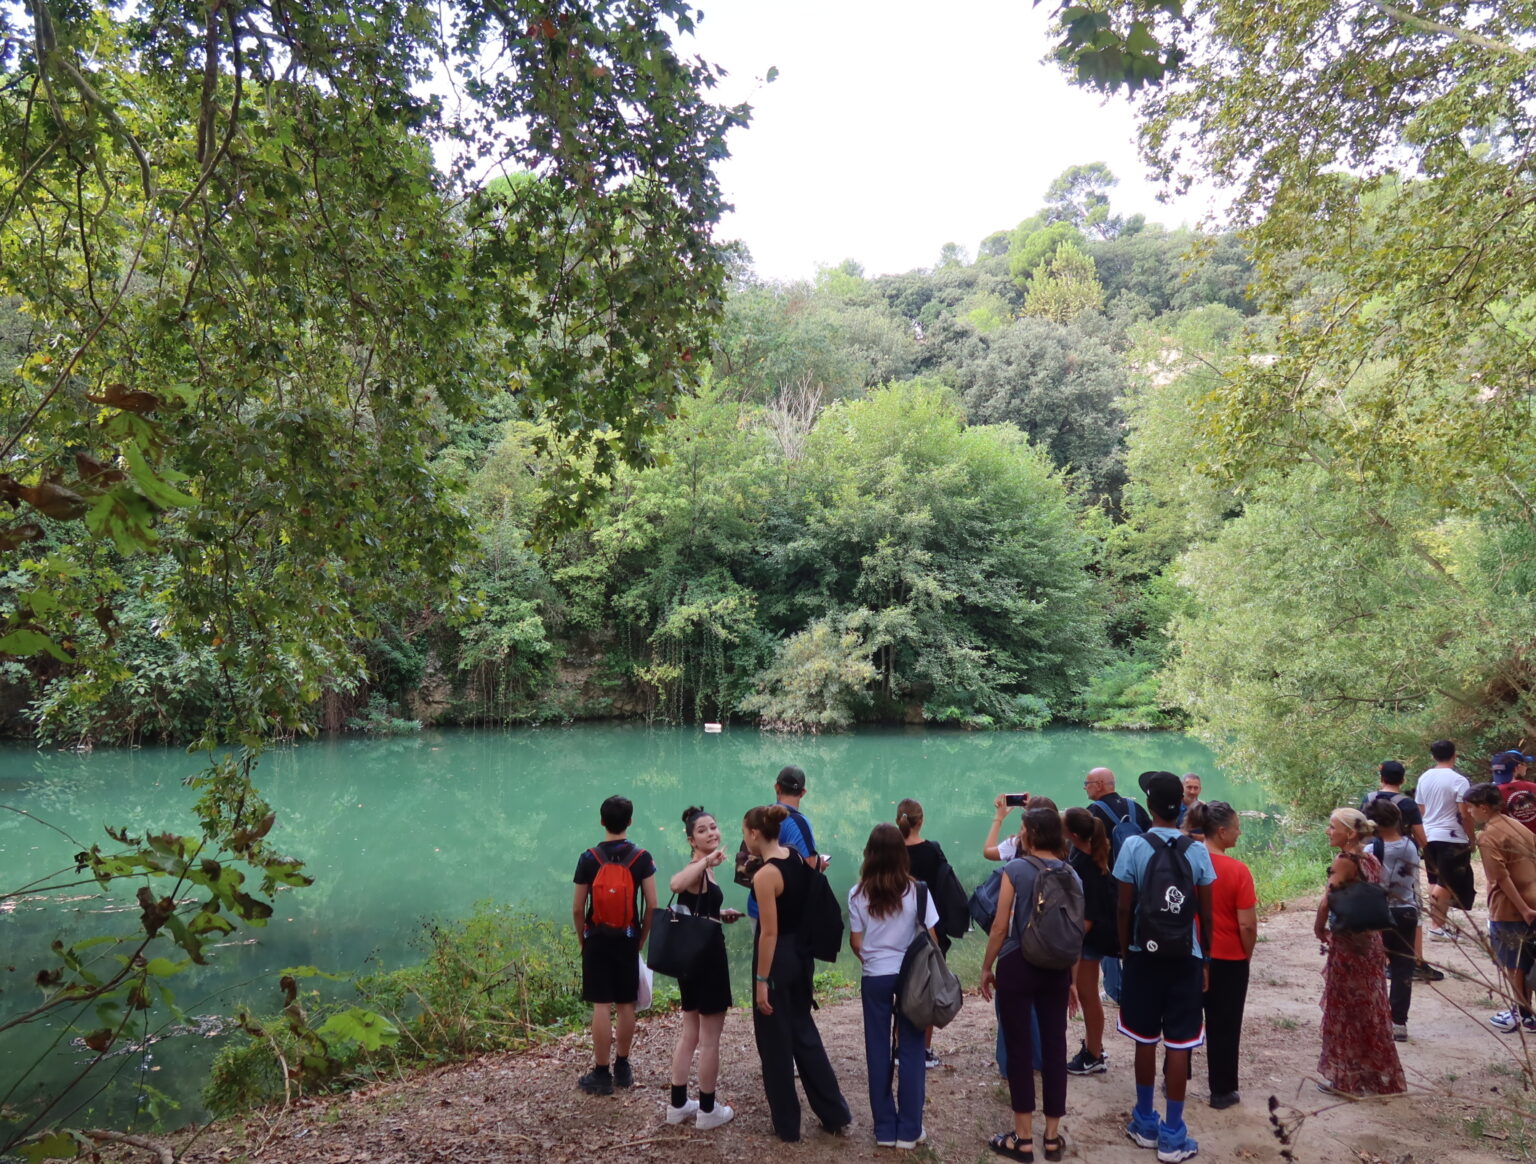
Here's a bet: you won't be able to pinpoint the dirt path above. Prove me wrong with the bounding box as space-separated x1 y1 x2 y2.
101 894 1534 1164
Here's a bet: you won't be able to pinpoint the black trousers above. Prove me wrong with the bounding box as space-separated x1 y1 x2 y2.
1383 908 1417 1025
752 935 850 1141
1202 957 1250 1096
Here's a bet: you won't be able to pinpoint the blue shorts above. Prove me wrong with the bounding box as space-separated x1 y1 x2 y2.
1489 921 1536 974
1116 951 1205 1050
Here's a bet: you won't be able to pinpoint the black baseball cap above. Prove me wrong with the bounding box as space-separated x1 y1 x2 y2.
1138 770 1183 821
776 765 806 793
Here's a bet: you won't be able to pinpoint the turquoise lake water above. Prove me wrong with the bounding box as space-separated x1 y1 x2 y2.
0 724 1260 1132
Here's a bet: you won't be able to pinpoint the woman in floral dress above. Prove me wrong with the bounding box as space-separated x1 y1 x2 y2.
1313 807 1407 1096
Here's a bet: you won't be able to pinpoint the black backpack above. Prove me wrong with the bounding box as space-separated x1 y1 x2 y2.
929 858 972 939
799 862 844 962
1134 833 1197 958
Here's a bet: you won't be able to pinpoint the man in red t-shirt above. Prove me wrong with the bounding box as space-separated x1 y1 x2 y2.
1491 751 1536 838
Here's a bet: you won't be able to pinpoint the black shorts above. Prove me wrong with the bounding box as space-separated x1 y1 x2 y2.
1116 952 1205 1050
582 930 640 1004
1423 841 1475 911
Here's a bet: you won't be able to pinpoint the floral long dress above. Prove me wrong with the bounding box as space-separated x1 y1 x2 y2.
1318 850 1407 1095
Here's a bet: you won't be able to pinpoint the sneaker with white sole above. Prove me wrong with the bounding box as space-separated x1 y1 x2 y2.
1126 1111 1160 1149
1067 1043 1108 1075
1491 1008 1520 1032
1428 926 1459 942
923 1048 942 1070
1157 1124 1198 1163
1524 1014 1536 1034
895 1126 926 1149
1392 1023 1407 1042
666 1099 698 1124
696 1103 735 1130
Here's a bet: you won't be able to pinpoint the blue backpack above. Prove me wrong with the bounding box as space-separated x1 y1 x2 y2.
1098 796 1145 863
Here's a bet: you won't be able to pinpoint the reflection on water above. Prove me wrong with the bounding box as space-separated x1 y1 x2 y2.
0 724 1261 1130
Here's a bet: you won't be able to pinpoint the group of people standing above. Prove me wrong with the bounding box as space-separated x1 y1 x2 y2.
566 741 1536 1162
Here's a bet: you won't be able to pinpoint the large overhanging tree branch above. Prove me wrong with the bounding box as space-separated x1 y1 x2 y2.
0 0 745 1153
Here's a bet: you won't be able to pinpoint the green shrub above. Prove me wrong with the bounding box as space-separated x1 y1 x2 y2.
345 693 422 735
356 903 589 1059
1080 658 1185 729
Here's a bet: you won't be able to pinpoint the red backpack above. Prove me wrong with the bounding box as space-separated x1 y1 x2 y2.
587 846 645 936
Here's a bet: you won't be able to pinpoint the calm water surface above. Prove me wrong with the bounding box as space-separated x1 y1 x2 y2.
0 725 1259 1128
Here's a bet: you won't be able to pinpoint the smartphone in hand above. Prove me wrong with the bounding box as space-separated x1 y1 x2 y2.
1005 792 1029 807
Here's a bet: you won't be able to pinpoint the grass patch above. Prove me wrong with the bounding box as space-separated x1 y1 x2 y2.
1241 821 1331 910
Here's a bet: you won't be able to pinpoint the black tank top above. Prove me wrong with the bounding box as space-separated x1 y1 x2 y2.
676 874 723 920
767 854 810 929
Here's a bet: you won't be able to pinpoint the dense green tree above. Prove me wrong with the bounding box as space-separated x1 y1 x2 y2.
1022 240 1107 323
791 381 1106 725
1043 162 1125 238
945 316 1128 500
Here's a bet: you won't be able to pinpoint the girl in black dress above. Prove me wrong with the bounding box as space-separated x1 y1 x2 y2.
665 806 742 1129
898 797 950 1068
1062 806 1117 1076
746 803 852 1142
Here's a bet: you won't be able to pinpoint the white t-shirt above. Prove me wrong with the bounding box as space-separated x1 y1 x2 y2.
997 835 1020 862
848 882 940 976
1416 766 1470 843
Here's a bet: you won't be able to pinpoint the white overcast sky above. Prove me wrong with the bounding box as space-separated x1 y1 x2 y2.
679 0 1219 283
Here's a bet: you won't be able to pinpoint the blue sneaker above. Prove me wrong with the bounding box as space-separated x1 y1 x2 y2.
1125 1111 1159 1149
1157 1123 1199 1162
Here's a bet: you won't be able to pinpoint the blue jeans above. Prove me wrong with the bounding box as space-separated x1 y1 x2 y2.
1101 954 1123 1003
861 973 925 1143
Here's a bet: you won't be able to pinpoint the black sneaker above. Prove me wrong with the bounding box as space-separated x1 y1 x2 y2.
1413 961 1445 983
578 1069 614 1096
1066 1044 1108 1075
1209 1090 1241 1110
613 1059 634 1088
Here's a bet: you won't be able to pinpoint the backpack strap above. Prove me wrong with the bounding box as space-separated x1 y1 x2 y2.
913 882 930 937
1097 798 1126 827
785 806 818 857
622 847 645 870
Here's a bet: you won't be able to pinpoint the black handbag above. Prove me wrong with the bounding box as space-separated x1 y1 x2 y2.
646 874 724 979
1328 878 1392 933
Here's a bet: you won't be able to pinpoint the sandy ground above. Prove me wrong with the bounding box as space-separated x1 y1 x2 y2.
90 893 1536 1164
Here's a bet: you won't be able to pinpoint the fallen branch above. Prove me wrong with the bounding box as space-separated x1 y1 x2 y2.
83 1130 173 1164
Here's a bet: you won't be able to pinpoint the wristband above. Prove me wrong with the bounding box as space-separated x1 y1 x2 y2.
755 974 771 984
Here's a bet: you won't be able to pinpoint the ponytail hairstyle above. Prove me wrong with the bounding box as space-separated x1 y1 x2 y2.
1329 806 1375 841
1024 806 1067 859
1362 797 1401 832
744 803 789 840
1063 806 1110 873
1203 800 1239 835
1183 801 1210 838
896 798 924 838
858 822 913 919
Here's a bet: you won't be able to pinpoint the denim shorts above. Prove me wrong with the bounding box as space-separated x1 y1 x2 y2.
1489 921 1536 973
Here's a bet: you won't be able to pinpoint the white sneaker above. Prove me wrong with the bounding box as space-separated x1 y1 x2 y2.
1392 1023 1407 1041
895 1127 927 1149
1428 926 1459 942
666 1099 698 1124
696 1103 735 1130
1491 1009 1520 1032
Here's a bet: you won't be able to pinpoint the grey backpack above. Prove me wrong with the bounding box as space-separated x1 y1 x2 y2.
1016 856 1086 971
896 884 964 1029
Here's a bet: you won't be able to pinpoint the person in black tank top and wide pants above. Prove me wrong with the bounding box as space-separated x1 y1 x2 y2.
743 804 851 1142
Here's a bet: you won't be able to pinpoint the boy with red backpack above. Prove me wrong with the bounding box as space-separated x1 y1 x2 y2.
572 795 658 1095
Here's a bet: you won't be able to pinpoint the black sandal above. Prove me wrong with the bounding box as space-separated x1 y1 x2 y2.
1043 1133 1064 1162
989 1131 1034 1162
